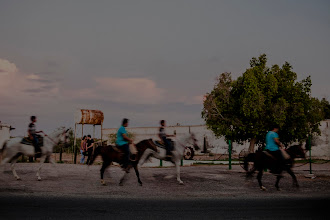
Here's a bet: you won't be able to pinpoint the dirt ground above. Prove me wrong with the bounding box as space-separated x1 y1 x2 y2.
0 160 330 199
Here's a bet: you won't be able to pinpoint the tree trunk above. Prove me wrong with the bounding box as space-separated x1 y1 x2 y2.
248 138 257 153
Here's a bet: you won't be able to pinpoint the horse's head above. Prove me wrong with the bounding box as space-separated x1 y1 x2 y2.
287 144 306 159
59 128 71 147
185 133 200 151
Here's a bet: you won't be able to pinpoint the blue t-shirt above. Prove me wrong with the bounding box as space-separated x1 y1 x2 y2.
116 126 128 146
265 131 279 151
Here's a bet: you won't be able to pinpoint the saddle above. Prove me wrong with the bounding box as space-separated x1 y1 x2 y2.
21 137 33 145
21 136 44 147
154 140 166 148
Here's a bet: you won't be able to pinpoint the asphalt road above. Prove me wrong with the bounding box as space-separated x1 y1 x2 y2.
0 196 328 219
1 163 330 219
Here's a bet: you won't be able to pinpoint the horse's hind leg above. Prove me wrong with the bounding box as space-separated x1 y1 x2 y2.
10 157 20 180
133 164 142 186
100 161 111 185
257 170 266 190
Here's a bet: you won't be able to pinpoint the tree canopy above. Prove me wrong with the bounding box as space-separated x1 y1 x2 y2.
202 54 324 152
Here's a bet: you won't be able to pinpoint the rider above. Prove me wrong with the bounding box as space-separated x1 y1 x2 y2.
28 116 43 153
158 120 176 158
265 124 285 173
116 118 133 171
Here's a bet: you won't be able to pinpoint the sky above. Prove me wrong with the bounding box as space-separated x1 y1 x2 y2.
0 0 329 137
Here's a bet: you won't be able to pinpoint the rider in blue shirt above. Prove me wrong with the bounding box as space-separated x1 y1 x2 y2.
265 124 285 173
116 118 133 170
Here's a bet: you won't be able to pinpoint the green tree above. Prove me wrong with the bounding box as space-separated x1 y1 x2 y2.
108 132 136 145
321 98 330 119
202 54 323 152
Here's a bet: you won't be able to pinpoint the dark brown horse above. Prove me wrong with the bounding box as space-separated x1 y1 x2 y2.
244 144 306 190
88 139 158 186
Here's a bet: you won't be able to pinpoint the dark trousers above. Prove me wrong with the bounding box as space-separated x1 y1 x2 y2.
32 134 40 153
86 148 93 165
119 144 130 167
162 137 172 155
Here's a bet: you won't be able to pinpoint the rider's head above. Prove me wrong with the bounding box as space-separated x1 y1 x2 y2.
30 116 36 122
271 124 280 132
122 118 129 127
160 120 165 126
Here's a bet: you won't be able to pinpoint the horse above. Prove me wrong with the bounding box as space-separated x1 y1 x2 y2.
138 133 200 185
0 127 70 181
244 144 306 191
88 139 158 186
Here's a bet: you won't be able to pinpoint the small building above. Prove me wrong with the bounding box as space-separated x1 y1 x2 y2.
0 122 14 150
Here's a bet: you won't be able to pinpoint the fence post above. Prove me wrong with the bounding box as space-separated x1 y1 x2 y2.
228 140 232 170
308 135 312 174
160 159 163 167
181 159 183 166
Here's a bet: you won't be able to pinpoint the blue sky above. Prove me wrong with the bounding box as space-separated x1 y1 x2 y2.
0 0 329 136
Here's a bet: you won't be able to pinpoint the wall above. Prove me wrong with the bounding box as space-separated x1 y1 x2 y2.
0 123 11 150
103 120 330 159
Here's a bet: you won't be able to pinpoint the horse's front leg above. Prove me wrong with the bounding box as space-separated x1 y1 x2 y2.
257 169 266 190
133 164 142 186
36 154 47 181
286 167 299 187
174 160 183 185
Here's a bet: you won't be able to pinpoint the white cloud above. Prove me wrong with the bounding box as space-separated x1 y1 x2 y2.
0 58 60 102
66 77 165 104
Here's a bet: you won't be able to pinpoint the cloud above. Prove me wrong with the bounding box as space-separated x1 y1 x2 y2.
66 77 165 104
0 58 60 100
0 59 18 75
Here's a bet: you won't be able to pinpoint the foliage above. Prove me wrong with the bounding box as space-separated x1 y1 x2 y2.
202 54 323 150
320 98 330 119
108 131 135 145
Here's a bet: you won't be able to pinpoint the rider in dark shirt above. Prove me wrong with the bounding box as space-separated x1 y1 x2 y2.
158 120 175 157
28 116 43 153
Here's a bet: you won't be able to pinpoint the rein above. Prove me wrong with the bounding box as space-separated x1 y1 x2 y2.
42 131 65 145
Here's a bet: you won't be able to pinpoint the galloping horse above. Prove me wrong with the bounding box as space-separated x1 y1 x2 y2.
0 127 70 180
88 139 158 186
138 133 199 184
245 144 306 190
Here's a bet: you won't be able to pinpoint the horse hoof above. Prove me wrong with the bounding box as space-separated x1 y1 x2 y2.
37 178 41 181
179 181 184 185
139 183 142 186
119 182 123 186
100 180 107 186
276 187 281 191
16 177 21 181
260 186 267 191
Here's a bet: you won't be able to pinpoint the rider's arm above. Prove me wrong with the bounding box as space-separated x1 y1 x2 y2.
122 133 133 144
274 138 284 149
